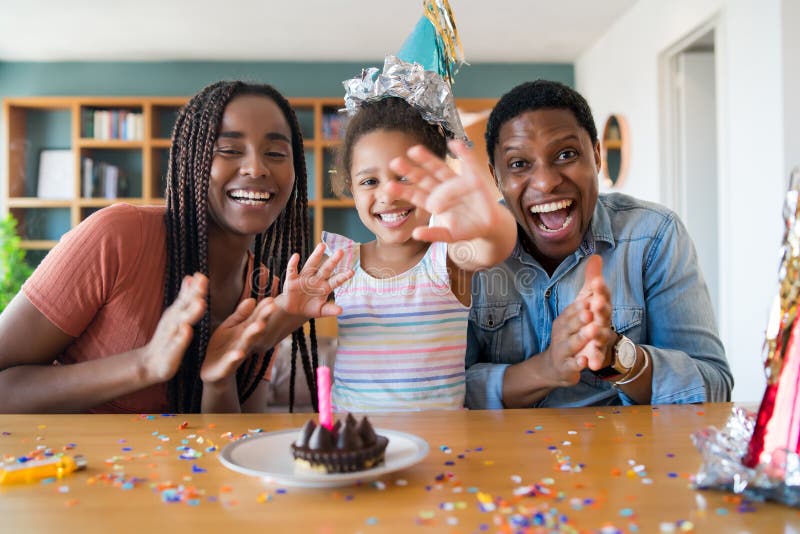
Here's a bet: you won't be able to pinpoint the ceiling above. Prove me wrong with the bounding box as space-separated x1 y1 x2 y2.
0 0 638 63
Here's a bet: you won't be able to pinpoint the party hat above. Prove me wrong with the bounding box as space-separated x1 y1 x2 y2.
342 0 467 141
397 0 465 85
692 167 800 508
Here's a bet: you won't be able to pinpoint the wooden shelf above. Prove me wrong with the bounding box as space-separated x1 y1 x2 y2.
78 197 150 207
319 198 355 207
19 240 58 250
7 198 72 208
77 139 144 149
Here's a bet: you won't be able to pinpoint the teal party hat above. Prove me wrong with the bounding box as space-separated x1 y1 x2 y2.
342 0 467 141
397 0 464 85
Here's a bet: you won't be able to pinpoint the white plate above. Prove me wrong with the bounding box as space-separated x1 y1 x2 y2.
218 427 429 488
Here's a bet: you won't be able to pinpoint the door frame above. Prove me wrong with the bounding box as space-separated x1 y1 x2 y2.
658 14 730 339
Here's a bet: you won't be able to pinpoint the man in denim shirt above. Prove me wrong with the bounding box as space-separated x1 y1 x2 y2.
466 80 732 409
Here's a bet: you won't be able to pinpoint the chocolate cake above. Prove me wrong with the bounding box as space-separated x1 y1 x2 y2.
291 413 389 473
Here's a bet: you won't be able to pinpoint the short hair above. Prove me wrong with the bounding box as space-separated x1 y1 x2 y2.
485 80 597 166
333 97 447 197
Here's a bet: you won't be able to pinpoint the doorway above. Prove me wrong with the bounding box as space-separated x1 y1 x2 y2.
661 26 720 320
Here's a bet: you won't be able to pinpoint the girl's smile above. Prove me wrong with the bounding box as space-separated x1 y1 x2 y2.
372 207 415 228
350 129 431 244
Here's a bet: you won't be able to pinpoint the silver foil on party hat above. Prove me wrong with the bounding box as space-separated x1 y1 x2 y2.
342 55 467 143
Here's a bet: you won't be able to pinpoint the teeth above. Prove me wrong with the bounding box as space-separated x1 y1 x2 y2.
529 199 572 214
229 189 272 202
379 210 410 223
538 213 574 233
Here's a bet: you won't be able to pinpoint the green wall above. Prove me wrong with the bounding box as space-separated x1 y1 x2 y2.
0 60 572 98
1 61 574 247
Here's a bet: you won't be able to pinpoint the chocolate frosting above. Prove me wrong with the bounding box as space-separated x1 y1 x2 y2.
337 415 364 449
291 413 389 474
295 420 316 447
308 423 335 451
357 416 378 446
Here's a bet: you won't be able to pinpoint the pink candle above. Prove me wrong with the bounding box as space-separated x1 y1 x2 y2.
317 365 333 430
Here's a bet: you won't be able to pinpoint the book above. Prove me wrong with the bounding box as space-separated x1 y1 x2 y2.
37 149 75 199
104 165 119 199
82 157 94 197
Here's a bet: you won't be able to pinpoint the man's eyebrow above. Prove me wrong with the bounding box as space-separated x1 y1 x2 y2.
546 134 581 147
501 133 583 152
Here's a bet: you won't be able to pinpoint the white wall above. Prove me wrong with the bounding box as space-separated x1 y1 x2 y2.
576 0 788 403
785 0 800 176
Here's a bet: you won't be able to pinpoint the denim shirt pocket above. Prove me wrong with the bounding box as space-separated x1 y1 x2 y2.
470 302 523 364
612 305 644 343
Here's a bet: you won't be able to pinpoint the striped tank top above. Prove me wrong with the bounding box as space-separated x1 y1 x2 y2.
323 231 468 413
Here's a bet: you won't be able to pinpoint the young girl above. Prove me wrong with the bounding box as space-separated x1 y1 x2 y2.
325 96 516 412
0 81 351 414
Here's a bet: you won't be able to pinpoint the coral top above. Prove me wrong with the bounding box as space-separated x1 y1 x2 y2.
323 231 468 413
23 203 263 414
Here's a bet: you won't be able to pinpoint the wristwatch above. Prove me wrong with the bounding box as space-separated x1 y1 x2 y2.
593 334 637 380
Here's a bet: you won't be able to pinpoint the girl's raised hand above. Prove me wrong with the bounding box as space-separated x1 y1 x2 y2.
140 273 207 384
201 296 278 386
277 243 354 319
387 140 505 243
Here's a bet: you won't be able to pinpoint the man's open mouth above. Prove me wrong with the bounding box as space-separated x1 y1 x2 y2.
529 199 574 233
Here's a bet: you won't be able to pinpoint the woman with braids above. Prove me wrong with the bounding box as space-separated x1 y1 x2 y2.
0 81 352 413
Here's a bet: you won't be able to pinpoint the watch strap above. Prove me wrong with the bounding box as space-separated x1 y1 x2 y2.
591 333 633 381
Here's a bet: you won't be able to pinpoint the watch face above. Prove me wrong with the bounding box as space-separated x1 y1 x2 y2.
616 337 636 368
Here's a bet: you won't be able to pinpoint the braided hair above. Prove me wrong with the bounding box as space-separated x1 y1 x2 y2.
163 80 319 413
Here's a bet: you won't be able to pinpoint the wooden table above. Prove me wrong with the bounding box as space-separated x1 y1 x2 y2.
1 404 797 532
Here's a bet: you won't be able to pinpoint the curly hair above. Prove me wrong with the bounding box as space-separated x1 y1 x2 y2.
163 80 318 413
485 80 597 166
332 97 448 197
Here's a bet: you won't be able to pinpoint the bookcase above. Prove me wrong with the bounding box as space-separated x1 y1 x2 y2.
3 96 497 336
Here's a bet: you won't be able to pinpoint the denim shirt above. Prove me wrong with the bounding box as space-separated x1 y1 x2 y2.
466 193 733 409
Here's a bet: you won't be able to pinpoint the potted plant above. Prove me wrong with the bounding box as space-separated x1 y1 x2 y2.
0 214 33 312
